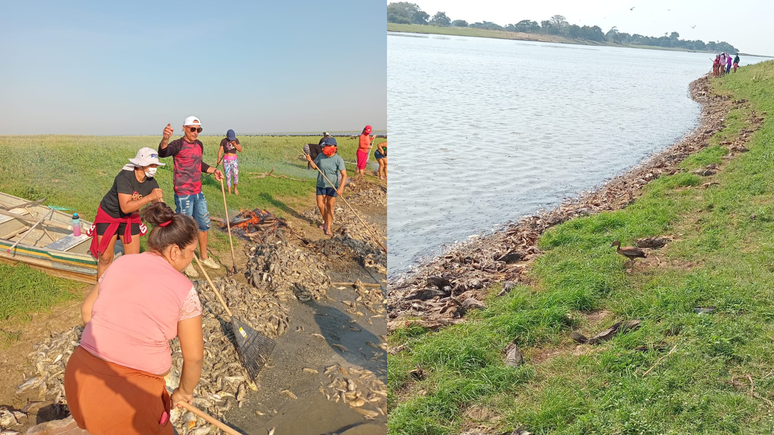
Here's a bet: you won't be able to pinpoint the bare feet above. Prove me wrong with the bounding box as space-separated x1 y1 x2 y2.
234 187 239 195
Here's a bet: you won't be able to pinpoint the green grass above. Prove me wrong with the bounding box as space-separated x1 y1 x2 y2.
0 263 84 346
388 60 774 434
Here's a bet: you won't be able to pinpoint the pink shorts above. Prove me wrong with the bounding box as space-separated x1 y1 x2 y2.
356 149 368 170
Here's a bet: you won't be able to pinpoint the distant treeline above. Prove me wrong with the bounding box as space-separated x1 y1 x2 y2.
387 2 739 53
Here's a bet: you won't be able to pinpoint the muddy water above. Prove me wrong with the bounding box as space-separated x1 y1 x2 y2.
387 32 769 277
225 267 387 434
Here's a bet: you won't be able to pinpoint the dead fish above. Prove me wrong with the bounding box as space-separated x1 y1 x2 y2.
312 333 326 340
295 326 304 332
190 427 211 435
349 326 361 332
268 428 275 435
281 390 298 400
331 343 349 352
256 410 265 416
15 376 42 394
354 408 380 418
303 368 318 374
347 398 366 408
365 341 381 350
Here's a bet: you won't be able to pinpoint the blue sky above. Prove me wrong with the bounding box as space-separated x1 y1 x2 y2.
0 0 386 135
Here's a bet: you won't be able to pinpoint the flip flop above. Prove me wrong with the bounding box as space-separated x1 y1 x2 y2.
325 230 333 236
319 225 325 232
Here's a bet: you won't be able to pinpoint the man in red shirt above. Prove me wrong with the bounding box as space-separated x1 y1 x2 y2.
158 116 224 277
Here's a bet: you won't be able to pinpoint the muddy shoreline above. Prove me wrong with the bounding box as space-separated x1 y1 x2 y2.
386 74 761 332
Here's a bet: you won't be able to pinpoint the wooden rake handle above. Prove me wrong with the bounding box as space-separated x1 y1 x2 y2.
193 255 233 317
177 401 241 435
219 178 238 272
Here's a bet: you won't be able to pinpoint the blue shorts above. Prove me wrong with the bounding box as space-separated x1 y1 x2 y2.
374 150 386 160
174 192 211 231
316 187 338 197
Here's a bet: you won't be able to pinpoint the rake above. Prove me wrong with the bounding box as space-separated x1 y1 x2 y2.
193 256 275 382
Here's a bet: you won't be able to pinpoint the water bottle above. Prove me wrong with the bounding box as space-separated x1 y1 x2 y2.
72 213 81 237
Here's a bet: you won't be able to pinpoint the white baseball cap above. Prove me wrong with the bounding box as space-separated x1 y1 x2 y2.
183 116 202 126
129 147 165 167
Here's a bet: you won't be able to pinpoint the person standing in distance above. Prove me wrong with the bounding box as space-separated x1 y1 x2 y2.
218 129 242 195
356 125 376 182
158 116 224 277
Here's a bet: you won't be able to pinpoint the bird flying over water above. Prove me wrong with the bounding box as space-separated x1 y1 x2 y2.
691 25 696 29
630 6 635 10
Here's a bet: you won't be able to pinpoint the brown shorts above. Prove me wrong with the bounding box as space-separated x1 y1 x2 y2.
64 346 173 435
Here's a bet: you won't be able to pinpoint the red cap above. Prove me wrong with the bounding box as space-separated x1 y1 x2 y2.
364 125 372 134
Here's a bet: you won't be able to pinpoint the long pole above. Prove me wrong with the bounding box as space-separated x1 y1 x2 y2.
308 155 386 253
177 402 241 435
219 179 238 274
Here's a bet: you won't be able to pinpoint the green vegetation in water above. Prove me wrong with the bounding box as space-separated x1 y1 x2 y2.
0 263 83 347
388 60 774 434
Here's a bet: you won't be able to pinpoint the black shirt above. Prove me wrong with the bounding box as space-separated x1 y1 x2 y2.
219 137 240 155
100 170 160 218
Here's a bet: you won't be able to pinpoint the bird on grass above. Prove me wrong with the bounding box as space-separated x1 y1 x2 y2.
611 240 646 270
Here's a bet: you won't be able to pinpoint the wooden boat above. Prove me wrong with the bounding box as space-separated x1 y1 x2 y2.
0 192 97 284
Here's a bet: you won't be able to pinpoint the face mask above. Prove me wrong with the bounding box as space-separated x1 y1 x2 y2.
144 167 157 178
323 146 336 157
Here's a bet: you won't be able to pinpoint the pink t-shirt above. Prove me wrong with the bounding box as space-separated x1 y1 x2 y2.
80 252 202 375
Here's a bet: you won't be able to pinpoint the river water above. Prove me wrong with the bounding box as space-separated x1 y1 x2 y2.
387 32 767 277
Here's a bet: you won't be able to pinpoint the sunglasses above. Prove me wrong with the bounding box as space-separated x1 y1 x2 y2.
188 127 203 133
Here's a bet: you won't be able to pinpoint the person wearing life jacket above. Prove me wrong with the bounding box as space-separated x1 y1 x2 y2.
88 147 164 279
305 137 347 236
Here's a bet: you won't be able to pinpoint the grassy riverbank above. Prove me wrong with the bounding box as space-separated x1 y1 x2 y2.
388 61 774 434
0 134 384 339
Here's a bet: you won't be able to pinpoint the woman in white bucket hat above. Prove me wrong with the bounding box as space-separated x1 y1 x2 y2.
87 147 165 279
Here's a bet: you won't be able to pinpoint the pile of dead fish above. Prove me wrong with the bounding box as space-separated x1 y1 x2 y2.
346 183 387 207
13 325 82 422
318 363 387 420
0 406 26 434
386 74 758 332
246 235 331 302
313 235 387 274
304 206 386 256
165 277 290 434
